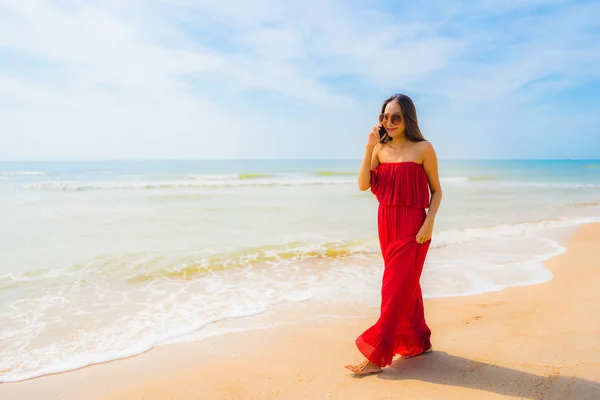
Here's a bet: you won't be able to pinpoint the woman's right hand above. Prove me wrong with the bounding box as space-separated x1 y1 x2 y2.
367 125 382 148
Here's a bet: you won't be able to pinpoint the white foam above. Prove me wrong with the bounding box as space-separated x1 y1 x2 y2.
23 178 356 191
457 178 600 190
440 176 469 183
438 175 600 190
423 237 565 299
184 174 239 181
0 171 45 176
1 216 597 383
501 181 600 190
432 216 600 248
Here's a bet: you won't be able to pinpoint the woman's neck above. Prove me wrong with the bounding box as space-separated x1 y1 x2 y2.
388 134 410 149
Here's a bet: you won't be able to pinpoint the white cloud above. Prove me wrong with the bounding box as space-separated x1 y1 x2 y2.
0 0 598 160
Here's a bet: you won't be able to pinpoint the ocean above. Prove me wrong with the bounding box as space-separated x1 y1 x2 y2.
1 159 599 382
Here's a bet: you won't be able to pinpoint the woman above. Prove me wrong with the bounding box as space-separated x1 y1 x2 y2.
345 94 442 375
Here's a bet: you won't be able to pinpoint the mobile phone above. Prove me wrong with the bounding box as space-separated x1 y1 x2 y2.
378 125 386 139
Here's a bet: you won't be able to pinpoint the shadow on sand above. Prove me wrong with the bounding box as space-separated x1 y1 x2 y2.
373 351 599 399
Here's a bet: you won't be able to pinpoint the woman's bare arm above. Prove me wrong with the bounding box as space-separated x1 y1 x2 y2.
422 142 442 224
358 126 382 191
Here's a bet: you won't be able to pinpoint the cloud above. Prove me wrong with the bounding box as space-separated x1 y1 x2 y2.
0 0 598 160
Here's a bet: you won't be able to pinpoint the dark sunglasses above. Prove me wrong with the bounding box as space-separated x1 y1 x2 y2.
378 113 403 125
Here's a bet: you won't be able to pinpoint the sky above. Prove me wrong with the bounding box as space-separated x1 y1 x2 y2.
0 0 599 160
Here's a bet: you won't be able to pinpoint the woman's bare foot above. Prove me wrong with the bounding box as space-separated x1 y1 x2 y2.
401 346 432 359
345 359 382 375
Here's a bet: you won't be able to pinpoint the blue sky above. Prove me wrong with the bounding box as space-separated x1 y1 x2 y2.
0 0 599 160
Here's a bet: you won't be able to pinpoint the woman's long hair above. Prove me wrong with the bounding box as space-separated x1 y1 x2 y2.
380 94 426 144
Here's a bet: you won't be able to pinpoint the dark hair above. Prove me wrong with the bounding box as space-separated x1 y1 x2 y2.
379 94 426 144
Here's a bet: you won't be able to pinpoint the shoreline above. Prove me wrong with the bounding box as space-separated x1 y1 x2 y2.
1 223 600 399
0 221 585 384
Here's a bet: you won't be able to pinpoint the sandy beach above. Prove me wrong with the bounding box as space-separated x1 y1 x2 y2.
1 223 599 400
2 0 600 398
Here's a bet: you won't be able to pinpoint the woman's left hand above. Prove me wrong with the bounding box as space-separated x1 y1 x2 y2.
416 220 434 244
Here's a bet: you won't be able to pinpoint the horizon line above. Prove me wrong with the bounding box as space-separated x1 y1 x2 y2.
0 157 599 162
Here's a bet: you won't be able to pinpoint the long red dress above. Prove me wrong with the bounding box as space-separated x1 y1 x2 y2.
355 161 432 367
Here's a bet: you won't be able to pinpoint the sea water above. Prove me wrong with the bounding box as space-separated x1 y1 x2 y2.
1 159 599 381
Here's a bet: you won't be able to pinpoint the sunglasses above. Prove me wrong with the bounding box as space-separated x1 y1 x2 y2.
378 113 403 125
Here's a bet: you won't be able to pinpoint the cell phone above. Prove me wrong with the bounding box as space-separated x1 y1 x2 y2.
378 125 386 139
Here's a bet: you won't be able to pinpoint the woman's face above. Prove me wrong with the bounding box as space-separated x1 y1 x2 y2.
381 101 405 139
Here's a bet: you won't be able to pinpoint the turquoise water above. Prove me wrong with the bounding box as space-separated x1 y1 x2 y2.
3 159 599 183
1 159 599 381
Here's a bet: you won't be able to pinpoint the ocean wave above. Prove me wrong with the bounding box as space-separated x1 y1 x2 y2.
433 216 600 248
441 176 600 190
467 176 496 181
0 246 378 382
441 176 498 183
128 217 591 282
441 176 469 183
127 240 375 282
23 178 356 191
238 173 277 179
184 174 239 181
184 173 277 181
565 201 600 208
314 171 356 176
3 216 594 291
439 176 498 183
500 181 600 189
2 215 598 382
20 174 600 191
0 305 270 383
0 171 45 176
0 239 376 292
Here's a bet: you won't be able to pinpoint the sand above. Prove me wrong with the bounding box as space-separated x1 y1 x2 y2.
1 224 599 400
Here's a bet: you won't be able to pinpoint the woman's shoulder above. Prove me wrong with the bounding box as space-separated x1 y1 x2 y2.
416 140 439 168
415 139 433 149
416 140 435 156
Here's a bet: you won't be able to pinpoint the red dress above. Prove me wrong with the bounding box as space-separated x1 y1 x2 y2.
355 162 432 367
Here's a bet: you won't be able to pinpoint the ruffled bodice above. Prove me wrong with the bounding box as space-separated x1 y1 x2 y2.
370 162 430 208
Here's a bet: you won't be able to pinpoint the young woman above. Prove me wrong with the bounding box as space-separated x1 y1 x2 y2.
346 94 442 375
